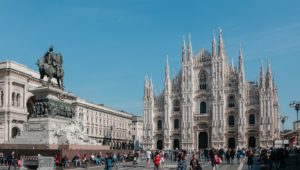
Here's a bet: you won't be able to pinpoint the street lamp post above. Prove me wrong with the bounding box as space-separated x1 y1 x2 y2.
289 101 300 145
280 116 288 147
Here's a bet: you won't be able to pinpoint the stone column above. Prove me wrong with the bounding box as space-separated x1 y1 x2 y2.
4 79 11 142
207 131 210 148
196 131 199 150
23 84 27 110
7 120 11 141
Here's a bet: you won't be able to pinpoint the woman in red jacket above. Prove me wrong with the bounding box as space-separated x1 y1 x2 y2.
153 151 161 170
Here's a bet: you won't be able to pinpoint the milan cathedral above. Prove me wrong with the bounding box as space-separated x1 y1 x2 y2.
143 30 280 150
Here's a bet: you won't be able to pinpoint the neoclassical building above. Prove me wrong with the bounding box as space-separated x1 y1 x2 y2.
143 30 280 150
0 60 140 149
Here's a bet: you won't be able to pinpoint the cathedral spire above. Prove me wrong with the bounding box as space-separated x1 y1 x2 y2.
266 59 272 76
164 56 171 99
260 60 265 89
144 75 149 100
239 44 245 83
149 77 154 99
212 30 217 58
188 33 193 63
266 59 272 89
182 35 187 63
165 55 170 82
218 28 225 58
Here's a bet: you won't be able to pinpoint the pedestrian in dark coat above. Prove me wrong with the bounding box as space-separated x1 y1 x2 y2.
247 150 254 170
229 148 235 164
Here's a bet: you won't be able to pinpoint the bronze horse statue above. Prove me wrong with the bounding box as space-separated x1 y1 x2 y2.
37 53 64 88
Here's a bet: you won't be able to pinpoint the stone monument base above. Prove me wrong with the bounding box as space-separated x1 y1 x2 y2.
0 143 109 150
8 86 99 146
9 117 99 145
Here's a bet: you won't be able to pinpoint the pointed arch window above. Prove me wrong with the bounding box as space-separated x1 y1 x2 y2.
199 71 207 90
200 102 206 114
173 99 180 112
228 115 235 127
157 120 162 130
249 114 255 125
228 95 235 108
174 119 180 129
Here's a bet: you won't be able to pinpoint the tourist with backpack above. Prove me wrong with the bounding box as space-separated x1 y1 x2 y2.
177 150 187 170
190 154 202 170
237 148 243 164
105 153 114 170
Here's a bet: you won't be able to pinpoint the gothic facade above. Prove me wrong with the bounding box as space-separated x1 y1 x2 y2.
143 30 280 150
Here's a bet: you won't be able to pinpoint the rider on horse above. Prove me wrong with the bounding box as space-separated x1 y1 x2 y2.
44 45 55 66
38 45 64 88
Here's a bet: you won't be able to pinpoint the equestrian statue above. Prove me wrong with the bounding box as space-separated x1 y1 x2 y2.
37 46 64 89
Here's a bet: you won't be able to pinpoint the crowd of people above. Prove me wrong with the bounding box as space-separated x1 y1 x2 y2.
1 147 300 170
136 146 300 170
0 151 20 170
0 150 137 170
59 151 139 169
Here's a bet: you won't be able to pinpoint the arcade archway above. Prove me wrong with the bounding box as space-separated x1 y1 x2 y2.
11 127 20 138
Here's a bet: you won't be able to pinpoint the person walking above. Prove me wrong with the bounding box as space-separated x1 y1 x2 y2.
213 153 222 170
153 151 161 170
7 151 17 170
177 150 188 170
237 148 242 164
105 153 114 170
146 149 152 168
190 154 202 170
246 149 254 170
160 150 165 169
225 149 230 164
230 148 235 165
204 149 209 162
133 151 138 165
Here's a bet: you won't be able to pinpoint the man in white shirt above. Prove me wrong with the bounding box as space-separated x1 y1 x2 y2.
146 149 152 168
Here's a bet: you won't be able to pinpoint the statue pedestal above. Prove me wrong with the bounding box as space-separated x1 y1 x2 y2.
9 86 99 146
10 117 96 145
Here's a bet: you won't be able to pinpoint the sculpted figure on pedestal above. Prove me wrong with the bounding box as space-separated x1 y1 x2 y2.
37 46 64 89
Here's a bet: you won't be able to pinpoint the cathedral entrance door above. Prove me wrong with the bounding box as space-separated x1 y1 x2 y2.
248 136 256 148
157 140 163 150
198 132 208 149
228 138 236 148
173 139 180 149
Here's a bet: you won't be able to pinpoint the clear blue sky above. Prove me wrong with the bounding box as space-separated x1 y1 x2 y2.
0 0 299 129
